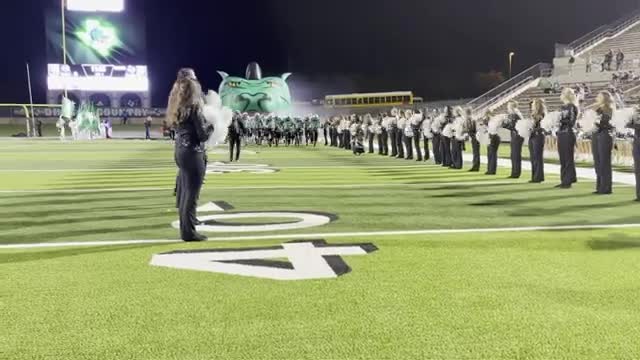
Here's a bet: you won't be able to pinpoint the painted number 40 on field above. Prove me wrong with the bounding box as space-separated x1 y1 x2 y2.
151 240 378 281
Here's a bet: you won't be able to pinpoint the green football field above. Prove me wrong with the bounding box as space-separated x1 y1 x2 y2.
2 138 640 359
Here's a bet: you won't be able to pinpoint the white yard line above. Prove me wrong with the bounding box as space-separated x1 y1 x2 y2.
3 223 640 250
0 164 438 173
0 180 521 194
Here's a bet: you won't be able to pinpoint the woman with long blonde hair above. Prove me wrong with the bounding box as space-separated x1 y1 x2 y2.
592 91 616 194
556 87 579 188
529 99 547 183
169 68 213 242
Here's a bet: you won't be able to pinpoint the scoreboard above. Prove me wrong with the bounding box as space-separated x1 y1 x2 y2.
45 0 148 93
47 64 149 92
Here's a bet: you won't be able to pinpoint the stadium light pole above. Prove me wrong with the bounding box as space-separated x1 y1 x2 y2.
508 52 515 79
61 0 68 98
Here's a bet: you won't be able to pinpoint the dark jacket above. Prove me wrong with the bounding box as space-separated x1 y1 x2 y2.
559 104 578 132
595 108 614 133
175 105 213 152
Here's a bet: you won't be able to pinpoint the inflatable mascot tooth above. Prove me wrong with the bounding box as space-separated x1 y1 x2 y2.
218 62 292 113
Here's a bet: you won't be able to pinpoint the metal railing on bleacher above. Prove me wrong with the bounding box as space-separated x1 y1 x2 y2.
568 9 640 56
467 63 552 112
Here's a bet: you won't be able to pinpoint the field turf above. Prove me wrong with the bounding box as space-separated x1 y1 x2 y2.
2 138 640 359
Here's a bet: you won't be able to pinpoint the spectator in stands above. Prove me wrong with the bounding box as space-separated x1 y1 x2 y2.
605 49 614 71
614 87 626 108
568 53 576 75
616 49 625 71
586 53 593 73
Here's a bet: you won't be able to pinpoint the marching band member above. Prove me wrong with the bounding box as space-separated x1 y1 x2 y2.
366 114 376 153
592 91 615 194
485 110 500 175
505 101 524 178
377 114 388 156
466 108 480 172
450 107 465 169
412 110 424 162
396 110 406 159
403 110 414 160
388 110 399 157
431 110 443 164
557 88 579 188
529 99 547 183
440 106 454 167
627 106 640 201
421 111 432 162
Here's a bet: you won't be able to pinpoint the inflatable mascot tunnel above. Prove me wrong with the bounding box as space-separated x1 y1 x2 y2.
218 62 292 113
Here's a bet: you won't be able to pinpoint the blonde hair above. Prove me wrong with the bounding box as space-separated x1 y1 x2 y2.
560 87 578 106
597 91 616 113
166 72 203 125
531 98 547 118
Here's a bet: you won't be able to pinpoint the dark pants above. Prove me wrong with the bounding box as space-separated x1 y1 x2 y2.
441 136 452 167
509 130 523 178
470 138 480 171
396 131 405 158
634 139 640 200
36 125 43 137
380 131 389 155
557 131 577 186
324 128 328 146
592 132 613 193
145 127 151 140
432 134 442 164
529 133 545 182
389 128 398 157
368 133 375 153
414 134 423 161
404 135 413 159
229 134 241 162
423 136 430 161
487 135 500 175
175 147 205 240
450 139 463 169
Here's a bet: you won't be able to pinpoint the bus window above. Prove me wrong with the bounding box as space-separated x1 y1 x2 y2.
403 96 411 103
358 98 363 105
385 96 391 103
364 98 370 104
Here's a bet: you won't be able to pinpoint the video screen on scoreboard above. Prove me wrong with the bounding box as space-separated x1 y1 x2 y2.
45 0 148 91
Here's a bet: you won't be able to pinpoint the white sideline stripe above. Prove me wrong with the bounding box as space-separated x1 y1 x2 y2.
465 153 637 186
3 223 640 250
0 164 440 173
0 180 528 194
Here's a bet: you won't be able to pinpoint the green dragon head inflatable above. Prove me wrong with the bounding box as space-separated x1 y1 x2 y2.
218 62 292 114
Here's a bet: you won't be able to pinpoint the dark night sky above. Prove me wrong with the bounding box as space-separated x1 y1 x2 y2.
1 0 639 106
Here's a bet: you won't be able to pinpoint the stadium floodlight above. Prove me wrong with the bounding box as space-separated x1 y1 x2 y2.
66 0 125 12
509 52 516 78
